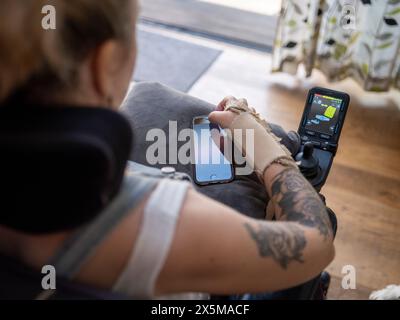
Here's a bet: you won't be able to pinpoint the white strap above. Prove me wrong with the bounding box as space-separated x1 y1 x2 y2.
113 179 189 298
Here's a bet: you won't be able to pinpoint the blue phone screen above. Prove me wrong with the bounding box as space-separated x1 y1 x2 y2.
193 118 233 183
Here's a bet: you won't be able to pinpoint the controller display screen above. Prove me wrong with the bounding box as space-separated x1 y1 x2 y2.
305 94 342 135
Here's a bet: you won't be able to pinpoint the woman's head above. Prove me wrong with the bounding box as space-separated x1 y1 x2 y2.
0 0 138 109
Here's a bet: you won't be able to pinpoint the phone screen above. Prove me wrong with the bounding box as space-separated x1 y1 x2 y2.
193 117 233 184
305 94 342 135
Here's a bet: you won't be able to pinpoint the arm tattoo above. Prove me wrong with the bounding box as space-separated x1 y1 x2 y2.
244 222 306 269
243 168 331 268
271 168 332 239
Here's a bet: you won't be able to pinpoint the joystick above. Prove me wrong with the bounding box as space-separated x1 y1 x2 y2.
295 142 319 179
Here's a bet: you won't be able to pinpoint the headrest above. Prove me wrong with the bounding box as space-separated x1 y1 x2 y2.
0 105 133 234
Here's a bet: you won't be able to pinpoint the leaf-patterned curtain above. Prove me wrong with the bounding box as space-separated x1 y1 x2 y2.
272 0 400 92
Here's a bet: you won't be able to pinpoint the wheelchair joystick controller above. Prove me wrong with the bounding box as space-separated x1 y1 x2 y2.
295 142 319 179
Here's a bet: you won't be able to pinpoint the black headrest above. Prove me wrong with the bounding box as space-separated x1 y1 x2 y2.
0 105 133 234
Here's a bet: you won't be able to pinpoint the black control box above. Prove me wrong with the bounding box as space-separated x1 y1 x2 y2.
296 87 350 190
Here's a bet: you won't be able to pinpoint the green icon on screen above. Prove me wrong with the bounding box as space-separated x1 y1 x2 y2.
324 106 337 119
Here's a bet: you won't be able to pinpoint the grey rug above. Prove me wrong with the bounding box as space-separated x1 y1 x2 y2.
133 28 222 92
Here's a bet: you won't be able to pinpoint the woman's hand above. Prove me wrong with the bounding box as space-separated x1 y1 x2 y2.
209 96 297 178
208 96 239 127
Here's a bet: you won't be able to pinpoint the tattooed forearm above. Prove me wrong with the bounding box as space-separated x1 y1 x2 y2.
244 222 306 269
243 167 332 269
271 167 332 239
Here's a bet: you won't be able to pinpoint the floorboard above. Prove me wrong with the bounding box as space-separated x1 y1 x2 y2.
328 275 372 300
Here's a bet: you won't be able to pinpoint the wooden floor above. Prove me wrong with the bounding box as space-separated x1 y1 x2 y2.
136 24 400 299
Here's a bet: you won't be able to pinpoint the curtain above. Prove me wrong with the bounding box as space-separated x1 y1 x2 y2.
272 0 400 92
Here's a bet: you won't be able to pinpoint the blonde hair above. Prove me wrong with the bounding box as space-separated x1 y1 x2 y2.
0 0 136 103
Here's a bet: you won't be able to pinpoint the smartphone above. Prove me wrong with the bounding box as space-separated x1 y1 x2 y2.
192 116 234 185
